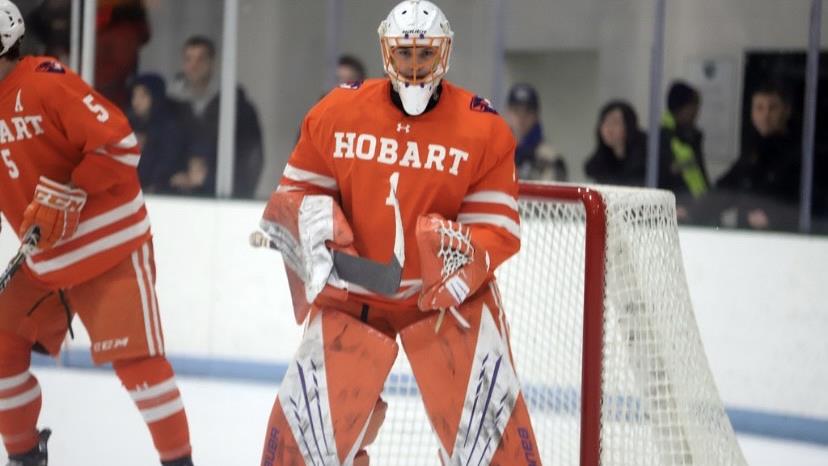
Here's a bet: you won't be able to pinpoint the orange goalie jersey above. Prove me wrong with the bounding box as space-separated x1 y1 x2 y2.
279 79 521 311
0 57 149 288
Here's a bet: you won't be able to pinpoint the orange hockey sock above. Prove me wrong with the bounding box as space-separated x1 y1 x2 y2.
0 333 41 455
113 356 192 461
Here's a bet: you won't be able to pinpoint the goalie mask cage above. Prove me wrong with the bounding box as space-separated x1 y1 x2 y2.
372 182 746 465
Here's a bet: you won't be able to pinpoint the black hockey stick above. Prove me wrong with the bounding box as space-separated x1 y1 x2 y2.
249 230 403 296
0 226 40 294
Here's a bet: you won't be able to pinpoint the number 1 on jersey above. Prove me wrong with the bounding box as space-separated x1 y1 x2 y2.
385 171 405 266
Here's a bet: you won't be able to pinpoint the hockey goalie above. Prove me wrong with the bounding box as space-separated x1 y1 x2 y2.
255 1 542 465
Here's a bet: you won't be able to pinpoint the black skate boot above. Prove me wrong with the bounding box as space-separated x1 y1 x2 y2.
6 429 50 466
161 457 193 466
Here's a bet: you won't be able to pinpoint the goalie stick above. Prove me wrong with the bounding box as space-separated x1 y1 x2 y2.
249 230 403 296
253 172 406 297
0 226 41 294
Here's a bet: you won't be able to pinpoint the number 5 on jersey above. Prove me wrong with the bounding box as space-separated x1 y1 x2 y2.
83 94 110 122
1 148 19 179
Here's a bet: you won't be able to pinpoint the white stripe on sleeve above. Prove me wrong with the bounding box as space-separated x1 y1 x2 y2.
109 154 141 167
457 213 521 239
283 164 338 190
116 132 138 149
462 191 519 212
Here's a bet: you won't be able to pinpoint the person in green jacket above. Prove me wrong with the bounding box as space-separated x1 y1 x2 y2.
658 80 711 222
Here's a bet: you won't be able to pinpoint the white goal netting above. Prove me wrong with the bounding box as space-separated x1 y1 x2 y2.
371 183 745 465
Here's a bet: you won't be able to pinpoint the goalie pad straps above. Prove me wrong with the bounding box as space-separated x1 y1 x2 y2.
416 214 491 312
400 286 543 466
260 191 354 323
260 310 399 466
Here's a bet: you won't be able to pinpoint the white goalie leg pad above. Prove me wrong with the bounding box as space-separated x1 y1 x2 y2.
277 313 338 465
445 304 522 465
271 309 398 466
401 295 524 466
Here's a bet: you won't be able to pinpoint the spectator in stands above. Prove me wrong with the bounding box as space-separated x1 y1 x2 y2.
658 81 710 221
168 35 264 198
336 54 366 84
716 82 801 230
127 73 186 194
95 0 151 109
505 83 567 181
24 0 71 62
584 100 647 186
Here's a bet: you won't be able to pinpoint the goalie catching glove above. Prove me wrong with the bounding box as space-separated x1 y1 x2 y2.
19 177 87 249
416 214 491 328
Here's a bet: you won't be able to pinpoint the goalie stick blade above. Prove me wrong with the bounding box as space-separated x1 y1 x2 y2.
250 230 403 296
332 250 403 296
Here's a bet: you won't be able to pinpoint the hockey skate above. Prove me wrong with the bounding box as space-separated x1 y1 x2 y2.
6 429 50 466
161 457 194 466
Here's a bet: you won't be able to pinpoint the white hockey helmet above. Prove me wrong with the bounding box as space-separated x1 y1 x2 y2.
378 0 453 115
0 0 24 57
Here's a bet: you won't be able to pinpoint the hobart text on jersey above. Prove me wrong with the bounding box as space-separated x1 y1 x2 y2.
0 114 45 143
332 131 470 176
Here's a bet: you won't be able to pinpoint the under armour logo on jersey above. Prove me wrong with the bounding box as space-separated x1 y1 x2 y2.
14 89 22 112
396 123 411 133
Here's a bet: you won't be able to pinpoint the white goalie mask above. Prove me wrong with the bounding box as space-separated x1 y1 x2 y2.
0 0 24 57
378 0 453 116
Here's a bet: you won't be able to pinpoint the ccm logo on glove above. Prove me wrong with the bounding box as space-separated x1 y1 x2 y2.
20 176 87 249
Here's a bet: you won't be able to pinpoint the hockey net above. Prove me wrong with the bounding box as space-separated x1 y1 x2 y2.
371 182 746 465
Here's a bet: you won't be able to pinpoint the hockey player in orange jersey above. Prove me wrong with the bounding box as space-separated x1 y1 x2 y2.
256 1 542 465
0 2 194 465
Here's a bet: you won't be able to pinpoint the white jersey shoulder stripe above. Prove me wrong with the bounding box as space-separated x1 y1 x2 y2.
28 217 151 275
462 191 519 212
457 213 520 239
94 146 141 167
283 164 338 190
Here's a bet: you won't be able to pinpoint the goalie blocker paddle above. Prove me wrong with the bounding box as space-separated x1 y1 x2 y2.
249 231 403 296
0 226 41 294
